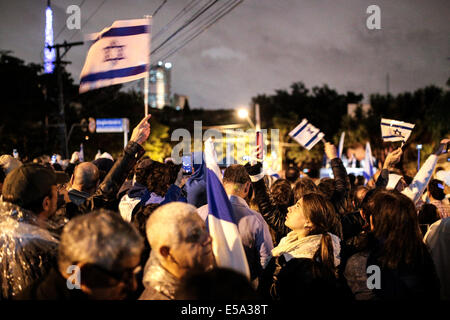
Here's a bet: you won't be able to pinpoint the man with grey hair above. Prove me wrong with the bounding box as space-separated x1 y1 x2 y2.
17 209 144 300
140 202 215 300
68 162 100 206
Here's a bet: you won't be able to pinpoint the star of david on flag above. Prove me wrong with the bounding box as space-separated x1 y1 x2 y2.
288 119 325 150
380 118 415 142
79 18 151 93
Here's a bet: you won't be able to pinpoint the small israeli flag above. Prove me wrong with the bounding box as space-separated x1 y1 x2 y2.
380 118 415 142
289 119 325 150
79 18 151 93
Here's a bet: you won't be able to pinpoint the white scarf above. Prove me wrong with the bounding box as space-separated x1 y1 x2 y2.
272 231 341 267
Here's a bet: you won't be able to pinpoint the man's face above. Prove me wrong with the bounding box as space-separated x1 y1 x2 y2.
40 185 58 219
169 216 214 275
81 253 142 300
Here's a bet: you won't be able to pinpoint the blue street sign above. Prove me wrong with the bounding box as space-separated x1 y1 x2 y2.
96 118 129 133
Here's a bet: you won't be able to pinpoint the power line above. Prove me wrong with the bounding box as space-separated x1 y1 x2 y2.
153 0 239 61
157 0 243 61
151 0 168 16
68 0 108 41
153 0 201 41
151 0 219 55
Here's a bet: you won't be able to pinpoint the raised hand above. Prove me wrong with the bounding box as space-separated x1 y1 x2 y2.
324 142 338 160
383 147 403 169
130 114 151 145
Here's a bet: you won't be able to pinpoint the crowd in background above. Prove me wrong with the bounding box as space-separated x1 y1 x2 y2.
0 115 449 301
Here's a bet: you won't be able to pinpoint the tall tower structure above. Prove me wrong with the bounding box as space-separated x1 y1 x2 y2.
44 0 55 73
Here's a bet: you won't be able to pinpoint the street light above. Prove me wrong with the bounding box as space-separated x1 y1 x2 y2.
237 108 255 128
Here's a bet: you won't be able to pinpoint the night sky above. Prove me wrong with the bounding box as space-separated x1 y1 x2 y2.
1 0 449 109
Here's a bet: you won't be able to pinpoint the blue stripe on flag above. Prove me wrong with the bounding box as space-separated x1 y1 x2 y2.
304 131 321 147
382 135 403 139
206 168 235 225
292 121 309 137
80 64 147 83
380 123 413 130
99 25 149 39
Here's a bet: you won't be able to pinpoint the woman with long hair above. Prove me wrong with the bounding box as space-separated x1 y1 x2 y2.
344 190 440 300
259 192 348 300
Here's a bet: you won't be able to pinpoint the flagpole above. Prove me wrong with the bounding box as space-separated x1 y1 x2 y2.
144 15 152 117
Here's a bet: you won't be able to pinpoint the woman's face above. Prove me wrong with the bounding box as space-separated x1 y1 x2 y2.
285 199 310 232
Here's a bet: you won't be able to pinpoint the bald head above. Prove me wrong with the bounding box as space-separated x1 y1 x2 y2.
71 162 100 194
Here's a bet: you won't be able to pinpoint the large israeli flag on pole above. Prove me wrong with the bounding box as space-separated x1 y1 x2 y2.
363 142 375 182
79 18 151 93
204 137 250 279
380 118 415 142
289 119 325 150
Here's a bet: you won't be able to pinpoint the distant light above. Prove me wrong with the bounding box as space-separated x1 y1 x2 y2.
85 136 89 140
237 109 249 119
176 105 181 110
165 62 172 69
157 61 163 66
417 144 422 150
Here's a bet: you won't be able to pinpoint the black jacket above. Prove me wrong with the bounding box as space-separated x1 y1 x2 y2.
251 178 290 245
62 142 145 219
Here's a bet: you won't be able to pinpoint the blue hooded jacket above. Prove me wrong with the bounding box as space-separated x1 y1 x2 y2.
184 152 207 208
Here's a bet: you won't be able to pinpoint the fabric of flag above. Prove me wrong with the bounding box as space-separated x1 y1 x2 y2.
79 18 151 93
363 142 375 181
79 144 84 162
338 132 345 159
288 119 325 150
204 137 250 279
380 118 415 142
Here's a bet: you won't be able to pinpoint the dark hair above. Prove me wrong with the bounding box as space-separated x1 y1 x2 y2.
176 267 258 300
293 177 318 203
301 193 343 277
418 204 440 227
0 167 5 184
285 167 300 184
318 178 335 201
223 164 250 185
428 179 445 201
367 190 426 269
3 186 54 214
135 160 181 197
270 179 294 208
353 186 369 209
348 174 356 188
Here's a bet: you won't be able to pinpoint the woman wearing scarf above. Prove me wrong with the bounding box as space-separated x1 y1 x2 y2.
258 192 348 300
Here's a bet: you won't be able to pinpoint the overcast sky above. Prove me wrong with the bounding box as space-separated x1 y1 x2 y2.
1 0 449 109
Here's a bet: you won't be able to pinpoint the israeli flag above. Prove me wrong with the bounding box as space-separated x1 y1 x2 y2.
363 142 375 182
204 137 250 279
289 119 325 150
381 118 415 142
79 18 151 93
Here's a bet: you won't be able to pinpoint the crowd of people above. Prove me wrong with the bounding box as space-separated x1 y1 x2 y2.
0 114 449 301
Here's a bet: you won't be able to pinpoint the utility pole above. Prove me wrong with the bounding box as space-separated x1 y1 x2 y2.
47 41 83 158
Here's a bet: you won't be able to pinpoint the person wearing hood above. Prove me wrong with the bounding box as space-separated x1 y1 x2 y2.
0 163 68 299
184 152 207 208
258 192 346 300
